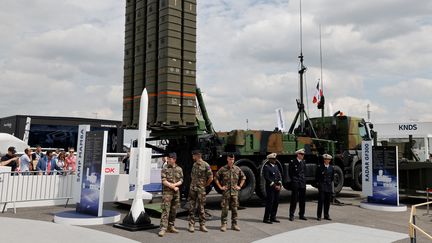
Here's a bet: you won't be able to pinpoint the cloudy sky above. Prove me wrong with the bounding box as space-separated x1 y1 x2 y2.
0 0 431 132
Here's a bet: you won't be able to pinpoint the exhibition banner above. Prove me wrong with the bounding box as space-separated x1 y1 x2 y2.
73 124 90 203
368 146 399 206
76 131 107 216
362 141 373 197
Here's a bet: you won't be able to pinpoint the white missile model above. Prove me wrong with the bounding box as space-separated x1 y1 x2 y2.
114 88 157 231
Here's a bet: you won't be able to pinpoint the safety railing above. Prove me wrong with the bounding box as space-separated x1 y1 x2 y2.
409 201 432 243
425 188 432 215
0 170 74 213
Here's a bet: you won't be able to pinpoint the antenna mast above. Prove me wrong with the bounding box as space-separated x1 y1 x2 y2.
289 0 317 138
298 0 305 133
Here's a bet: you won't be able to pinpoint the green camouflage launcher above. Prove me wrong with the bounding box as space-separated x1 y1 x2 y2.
123 0 197 128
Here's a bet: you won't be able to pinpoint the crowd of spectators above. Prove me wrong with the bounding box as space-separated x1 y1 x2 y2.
0 145 77 175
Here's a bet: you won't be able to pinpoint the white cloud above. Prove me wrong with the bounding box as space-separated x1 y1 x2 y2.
0 0 431 134
0 0 124 120
379 79 432 98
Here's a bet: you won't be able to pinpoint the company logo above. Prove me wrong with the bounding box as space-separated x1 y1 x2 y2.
399 124 417 131
105 168 116 173
3 123 12 128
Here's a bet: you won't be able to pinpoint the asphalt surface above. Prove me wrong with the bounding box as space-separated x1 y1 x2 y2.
1 188 431 243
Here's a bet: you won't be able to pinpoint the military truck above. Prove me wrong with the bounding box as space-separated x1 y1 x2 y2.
146 88 337 202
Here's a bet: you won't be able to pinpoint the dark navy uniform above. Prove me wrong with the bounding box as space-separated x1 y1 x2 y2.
288 158 307 219
316 164 334 220
263 162 282 222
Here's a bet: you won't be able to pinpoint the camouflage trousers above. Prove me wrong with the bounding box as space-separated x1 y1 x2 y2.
160 191 180 230
221 192 239 225
188 190 207 226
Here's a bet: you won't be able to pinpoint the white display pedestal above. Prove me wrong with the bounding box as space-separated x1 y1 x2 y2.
54 210 121 225
360 201 407 212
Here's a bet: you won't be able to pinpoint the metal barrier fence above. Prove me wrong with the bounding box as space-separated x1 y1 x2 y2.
0 171 74 213
409 201 432 243
425 188 432 215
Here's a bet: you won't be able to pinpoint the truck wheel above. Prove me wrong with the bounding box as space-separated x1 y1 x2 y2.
238 166 256 202
351 163 362 191
333 165 344 194
256 163 267 200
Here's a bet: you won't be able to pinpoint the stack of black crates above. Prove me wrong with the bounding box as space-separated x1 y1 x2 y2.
122 0 197 128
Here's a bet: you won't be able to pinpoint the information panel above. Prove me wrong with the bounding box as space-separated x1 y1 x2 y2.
76 131 107 216
362 141 373 197
73 124 90 203
368 146 399 206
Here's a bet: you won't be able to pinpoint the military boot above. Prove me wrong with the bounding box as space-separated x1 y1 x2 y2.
200 225 208 232
167 226 179 233
220 224 227 232
232 224 240 231
188 224 195 233
158 229 166 237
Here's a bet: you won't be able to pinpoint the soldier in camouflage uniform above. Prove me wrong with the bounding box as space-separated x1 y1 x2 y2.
188 150 213 233
158 152 183 237
215 154 245 232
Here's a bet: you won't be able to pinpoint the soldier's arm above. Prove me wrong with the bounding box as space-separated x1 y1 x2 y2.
172 168 183 187
263 165 273 185
161 168 171 188
214 178 223 190
206 176 213 187
215 168 226 190
205 164 213 187
238 168 246 188
162 180 175 189
161 168 175 189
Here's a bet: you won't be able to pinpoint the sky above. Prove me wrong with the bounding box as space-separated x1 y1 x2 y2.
0 0 431 132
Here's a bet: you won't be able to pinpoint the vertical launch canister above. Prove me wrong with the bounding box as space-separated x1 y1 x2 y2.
123 0 198 128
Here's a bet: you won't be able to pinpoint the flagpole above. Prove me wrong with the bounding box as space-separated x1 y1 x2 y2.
319 24 325 119
289 0 317 138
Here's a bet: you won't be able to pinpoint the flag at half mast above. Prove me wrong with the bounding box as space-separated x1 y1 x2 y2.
312 79 323 104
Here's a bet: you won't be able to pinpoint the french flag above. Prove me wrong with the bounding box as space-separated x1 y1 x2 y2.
312 80 323 104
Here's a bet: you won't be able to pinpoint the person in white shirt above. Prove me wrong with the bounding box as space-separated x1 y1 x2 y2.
19 148 33 174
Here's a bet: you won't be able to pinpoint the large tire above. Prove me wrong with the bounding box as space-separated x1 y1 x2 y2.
256 163 267 200
333 165 344 194
256 160 282 200
351 163 362 191
238 165 256 202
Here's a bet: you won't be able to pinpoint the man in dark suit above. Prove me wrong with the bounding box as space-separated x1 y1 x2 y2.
288 148 307 221
262 153 282 224
316 154 334 221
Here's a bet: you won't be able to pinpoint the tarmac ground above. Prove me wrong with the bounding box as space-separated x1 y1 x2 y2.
1 187 431 243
